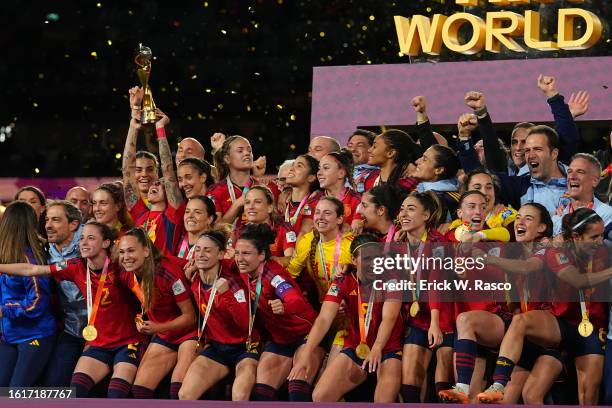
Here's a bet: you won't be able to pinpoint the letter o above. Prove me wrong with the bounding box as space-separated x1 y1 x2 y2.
442 13 486 55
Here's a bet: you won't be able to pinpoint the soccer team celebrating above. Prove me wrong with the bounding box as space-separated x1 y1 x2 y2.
0 74 611 405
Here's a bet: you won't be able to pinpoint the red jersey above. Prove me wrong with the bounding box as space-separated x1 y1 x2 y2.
324 273 402 353
402 231 455 333
336 188 362 225
130 199 186 256
233 221 297 257
237 260 316 344
355 169 419 193
138 257 196 344
191 260 253 345
284 190 322 233
534 247 608 329
50 258 144 348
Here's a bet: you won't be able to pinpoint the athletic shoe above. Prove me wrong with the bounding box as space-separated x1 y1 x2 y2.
438 386 470 404
477 383 505 404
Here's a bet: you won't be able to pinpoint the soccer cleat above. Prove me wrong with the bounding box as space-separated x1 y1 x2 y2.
477 383 505 404
438 386 470 404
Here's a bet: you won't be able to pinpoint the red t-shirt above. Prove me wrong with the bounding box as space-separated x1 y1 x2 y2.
355 169 419 193
534 247 608 329
237 260 316 344
284 191 322 233
191 260 253 345
50 258 144 348
137 257 196 344
324 273 402 353
130 199 187 256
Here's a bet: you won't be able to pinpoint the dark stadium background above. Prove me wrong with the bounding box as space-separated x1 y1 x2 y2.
0 0 609 177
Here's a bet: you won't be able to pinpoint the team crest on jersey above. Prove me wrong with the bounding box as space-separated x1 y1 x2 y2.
172 280 186 296
488 247 501 257
303 205 312 216
286 231 297 243
234 289 246 303
55 260 68 271
556 253 569 265
327 284 339 297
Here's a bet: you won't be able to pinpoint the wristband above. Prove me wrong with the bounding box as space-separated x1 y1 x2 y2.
474 106 488 118
156 126 167 139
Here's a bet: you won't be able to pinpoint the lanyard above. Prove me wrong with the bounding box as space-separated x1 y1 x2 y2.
579 260 594 321
285 194 309 226
177 234 190 258
317 233 343 282
86 258 110 328
246 264 264 347
407 241 425 302
357 276 375 344
197 274 219 344
227 175 251 203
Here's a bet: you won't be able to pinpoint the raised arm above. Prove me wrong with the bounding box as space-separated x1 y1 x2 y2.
537 75 579 164
123 87 144 211
456 113 481 173
465 92 507 173
412 96 437 151
155 108 184 209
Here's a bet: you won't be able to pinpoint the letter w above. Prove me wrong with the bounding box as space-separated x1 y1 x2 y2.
454 280 469 290
394 14 447 56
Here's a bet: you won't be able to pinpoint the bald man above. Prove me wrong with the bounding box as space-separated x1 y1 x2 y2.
65 186 92 221
176 137 206 166
308 136 340 160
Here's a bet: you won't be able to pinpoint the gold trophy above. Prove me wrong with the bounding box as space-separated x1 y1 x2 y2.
135 44 157 124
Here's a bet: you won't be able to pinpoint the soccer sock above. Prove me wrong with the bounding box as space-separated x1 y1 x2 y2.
131 384 154 399
492 356 515 388
70 372 95 398
400 384 421 403
169 382 182 400
288 379 312 402
455 339 478 391
250 383 278 401
108 377 132 398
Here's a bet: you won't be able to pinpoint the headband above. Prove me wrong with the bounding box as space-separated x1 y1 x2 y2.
572 212 599 232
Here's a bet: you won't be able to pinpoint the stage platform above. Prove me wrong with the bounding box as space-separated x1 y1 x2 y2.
0 400 597 408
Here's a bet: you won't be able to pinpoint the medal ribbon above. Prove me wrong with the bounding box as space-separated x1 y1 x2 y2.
177 234 190 258
407 242 425 303
317 233 343 282
226 175 252 203
285 194 309 226
86 258 110 329
578 259 594 322
246 264 264 347
197 276 219 344
357 277 375 344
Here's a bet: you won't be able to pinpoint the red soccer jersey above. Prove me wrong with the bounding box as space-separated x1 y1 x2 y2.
234 221 297 257
355 169 419 194
284 191 322 234
191 260 253 345
237 260 316 345
324 273 402 353
403 232 455 334
130 199 187 257
136 257 197 344
535 247 607 329
336 188 362 225
50 258 144 348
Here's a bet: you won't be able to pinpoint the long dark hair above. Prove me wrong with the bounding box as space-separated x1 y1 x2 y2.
123 227 162 312
561 207 603 242
380 129 420 185
367 184 410 222
15 185 47 237
325 148 355 188
178 157 214 187
84 220 116 255
237 223 276 260
429 145 460 181
521 203 553 239
296 154 321 193
407 191 445 231
0 202 46 264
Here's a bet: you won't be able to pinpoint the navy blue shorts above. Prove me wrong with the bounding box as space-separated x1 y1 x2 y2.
82 343 143 367
556 317 606 357
403 325 454 349
341 347 402 369
263 338 306 358
517 340 563 371
200 341 259 367
151 336 197 352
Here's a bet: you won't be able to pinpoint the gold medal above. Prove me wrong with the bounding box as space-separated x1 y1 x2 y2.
454 224 469 241
578 319 593 338
410 301 420 317
82 325 98 341
355 342 370 359
135 314 144 325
